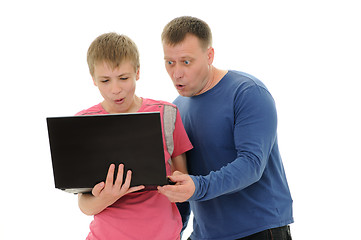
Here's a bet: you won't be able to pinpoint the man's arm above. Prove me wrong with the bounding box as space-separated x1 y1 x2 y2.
78 164 144 215
158 86 277 202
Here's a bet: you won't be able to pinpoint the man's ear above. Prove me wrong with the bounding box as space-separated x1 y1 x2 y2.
207 47 215 65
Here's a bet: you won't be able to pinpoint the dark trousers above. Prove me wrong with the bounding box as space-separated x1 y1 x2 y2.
236 225 292 240
188 225 292 240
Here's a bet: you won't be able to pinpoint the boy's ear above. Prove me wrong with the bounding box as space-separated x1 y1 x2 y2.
136 67 140 81
92 76 98 86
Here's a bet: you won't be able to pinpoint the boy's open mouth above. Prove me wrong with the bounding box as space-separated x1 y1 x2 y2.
115 98 125 104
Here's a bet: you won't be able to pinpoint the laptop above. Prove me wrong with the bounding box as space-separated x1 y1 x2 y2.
46 112 168 194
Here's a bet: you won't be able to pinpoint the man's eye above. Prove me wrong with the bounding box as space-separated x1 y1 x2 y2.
167 61 173 65
184 60 190 65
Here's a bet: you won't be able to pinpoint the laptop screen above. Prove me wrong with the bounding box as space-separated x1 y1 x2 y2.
46 112 168 193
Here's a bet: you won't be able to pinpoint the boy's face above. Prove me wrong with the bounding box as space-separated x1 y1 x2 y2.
92 61 140 113
163 34 214 97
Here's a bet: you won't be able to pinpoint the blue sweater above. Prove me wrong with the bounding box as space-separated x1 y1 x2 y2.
174 70 293 240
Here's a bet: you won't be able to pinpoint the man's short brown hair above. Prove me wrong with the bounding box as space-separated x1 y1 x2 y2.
161 16 212 50
87 33 140 76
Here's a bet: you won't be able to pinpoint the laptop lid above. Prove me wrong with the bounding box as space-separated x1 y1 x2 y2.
46 112 168 194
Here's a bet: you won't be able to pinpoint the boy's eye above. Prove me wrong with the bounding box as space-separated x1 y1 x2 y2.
167 61 174 65
120 77 128 81
184 60 190 65
101 79 109 83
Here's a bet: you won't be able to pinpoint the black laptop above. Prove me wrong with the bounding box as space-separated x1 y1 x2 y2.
46 112 168 194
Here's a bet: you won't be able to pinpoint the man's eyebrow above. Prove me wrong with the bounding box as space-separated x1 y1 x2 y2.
164 56 194 60
181 56 194 59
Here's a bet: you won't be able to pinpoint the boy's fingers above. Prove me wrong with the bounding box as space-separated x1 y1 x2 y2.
92 182 105 197
105 164 115 186
114 164 125 188
122 170 132 188
127 185 145 194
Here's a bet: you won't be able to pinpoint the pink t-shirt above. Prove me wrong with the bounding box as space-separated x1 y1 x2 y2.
76 98 193 240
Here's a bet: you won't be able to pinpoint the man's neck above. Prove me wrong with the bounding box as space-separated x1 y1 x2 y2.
196 66 228 96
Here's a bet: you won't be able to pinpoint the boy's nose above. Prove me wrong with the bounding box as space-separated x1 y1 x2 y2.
111 82 122 94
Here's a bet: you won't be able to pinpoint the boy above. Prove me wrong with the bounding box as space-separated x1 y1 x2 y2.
76 32 193 240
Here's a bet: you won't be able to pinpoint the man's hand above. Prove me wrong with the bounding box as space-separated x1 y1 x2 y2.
157 171 195 202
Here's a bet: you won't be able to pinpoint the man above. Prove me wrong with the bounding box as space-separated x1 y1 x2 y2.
157 16 293 240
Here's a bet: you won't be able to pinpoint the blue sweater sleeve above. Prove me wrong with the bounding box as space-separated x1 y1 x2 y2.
189 85 278 201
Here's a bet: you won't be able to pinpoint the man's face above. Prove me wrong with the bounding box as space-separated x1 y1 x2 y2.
92 61 140 113
163 34 214 97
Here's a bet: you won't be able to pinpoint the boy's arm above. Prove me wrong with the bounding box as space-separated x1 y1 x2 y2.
171 153 188 174
78 164 144 216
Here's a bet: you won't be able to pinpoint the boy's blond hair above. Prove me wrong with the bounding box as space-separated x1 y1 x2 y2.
87 32 140 76
161 16 212 50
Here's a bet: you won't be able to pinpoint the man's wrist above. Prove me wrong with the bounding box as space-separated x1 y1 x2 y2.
188 175 199 201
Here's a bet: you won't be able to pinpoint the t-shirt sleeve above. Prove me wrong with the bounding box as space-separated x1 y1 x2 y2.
75 110 86 116
171 108 193 157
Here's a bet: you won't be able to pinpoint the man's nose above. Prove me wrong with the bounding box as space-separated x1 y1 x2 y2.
173 64 184 79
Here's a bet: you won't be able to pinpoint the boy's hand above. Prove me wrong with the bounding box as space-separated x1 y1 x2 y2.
92 164 145 206
78 163 145 216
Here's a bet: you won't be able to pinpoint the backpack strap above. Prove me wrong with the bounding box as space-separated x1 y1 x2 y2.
163 104 177 164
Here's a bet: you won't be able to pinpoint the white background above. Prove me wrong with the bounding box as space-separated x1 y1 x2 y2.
1 0 360 239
